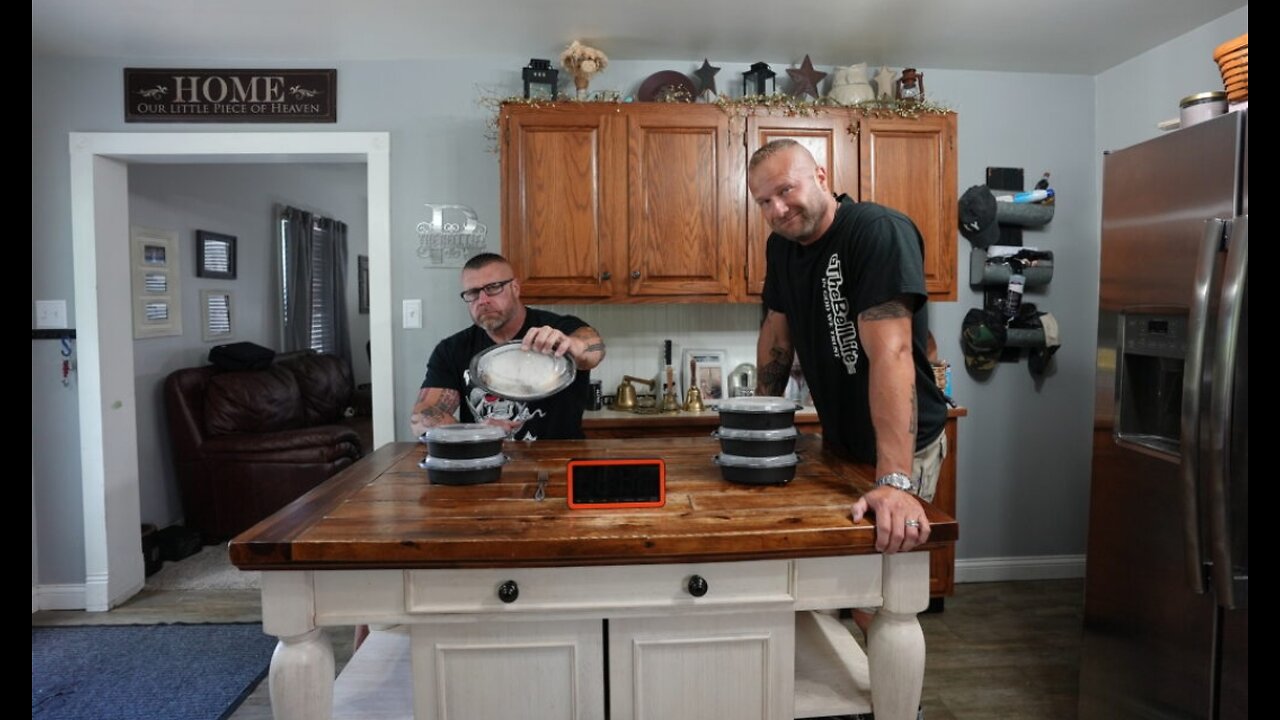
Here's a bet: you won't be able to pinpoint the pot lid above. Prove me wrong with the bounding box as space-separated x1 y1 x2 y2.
714 452 800 468
715 396 801 413
421 422 508 444
469 341 577 402
419 452 509 471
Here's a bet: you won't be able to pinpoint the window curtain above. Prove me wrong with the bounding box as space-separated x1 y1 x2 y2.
280 205 351 370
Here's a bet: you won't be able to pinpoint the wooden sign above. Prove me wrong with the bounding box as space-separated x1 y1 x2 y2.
124 68 336 123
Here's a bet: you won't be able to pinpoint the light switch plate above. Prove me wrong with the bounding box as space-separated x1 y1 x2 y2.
402 299 422 329
36 300 68 329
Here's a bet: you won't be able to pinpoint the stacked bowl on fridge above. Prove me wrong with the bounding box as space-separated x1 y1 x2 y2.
712 397 803 485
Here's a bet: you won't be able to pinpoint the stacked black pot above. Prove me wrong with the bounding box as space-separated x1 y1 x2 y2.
713 397 802 485
419 423 509 485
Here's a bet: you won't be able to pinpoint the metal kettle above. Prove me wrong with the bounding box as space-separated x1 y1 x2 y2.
728 363 757 397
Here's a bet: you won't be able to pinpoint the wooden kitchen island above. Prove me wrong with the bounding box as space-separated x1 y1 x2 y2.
231 435 957 720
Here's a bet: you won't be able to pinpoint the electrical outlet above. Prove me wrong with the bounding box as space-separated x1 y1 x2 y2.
402 299 422 329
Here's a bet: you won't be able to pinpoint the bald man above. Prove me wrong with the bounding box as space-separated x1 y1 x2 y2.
747 139 948 555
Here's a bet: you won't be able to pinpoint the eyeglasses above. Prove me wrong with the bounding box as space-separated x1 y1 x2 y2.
460 278 515 303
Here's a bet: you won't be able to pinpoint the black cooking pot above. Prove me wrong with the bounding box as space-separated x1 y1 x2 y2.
419 452 508 485
713 452 799 486
712 426 798 457
716 396 802 431
420 423 507 459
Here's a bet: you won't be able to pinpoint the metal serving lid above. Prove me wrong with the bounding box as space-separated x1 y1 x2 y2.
420 422 508 444
469 341 577 402
419 452 509 471
713 452 800 468
712 426 799 441
715 396 802 413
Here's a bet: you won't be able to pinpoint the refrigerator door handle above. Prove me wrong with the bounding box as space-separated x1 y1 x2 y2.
1209 215 1247 609
1179 218 1223 594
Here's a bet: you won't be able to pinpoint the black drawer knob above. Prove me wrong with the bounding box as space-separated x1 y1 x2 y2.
687 575 709 597
631 270 641 280
498 580 520 604
601 271 612 281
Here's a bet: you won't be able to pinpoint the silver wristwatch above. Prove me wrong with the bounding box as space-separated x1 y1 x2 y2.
876 471 917 494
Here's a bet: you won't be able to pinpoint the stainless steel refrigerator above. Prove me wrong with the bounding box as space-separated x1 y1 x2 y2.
1081 109 1247 719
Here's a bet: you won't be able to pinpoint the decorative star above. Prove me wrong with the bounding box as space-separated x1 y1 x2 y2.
787 55 828 99
874 66 897 100
694 58 721 98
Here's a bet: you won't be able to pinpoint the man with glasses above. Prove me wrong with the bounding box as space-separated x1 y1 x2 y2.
410 252 606 441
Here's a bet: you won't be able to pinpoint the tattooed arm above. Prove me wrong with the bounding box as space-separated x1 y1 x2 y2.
409 386 461 438
521 325 607 371
756 309 794 396
850 295 930 553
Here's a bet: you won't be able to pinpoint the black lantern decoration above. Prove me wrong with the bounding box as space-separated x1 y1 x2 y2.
523 59 559 100
742 62 777 97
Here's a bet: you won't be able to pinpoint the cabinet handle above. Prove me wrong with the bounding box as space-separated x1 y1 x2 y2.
497 580 520 604
601 271 611 281
630 270 641 280
686 575 709 597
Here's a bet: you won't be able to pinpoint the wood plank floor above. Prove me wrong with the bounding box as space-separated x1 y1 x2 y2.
33 579 1083 719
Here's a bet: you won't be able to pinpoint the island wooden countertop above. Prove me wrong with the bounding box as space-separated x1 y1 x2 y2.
230 435 957 571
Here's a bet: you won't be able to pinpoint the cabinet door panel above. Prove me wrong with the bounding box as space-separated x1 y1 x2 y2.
411 619 604 720
503 108 622 299
745 114 859 296
859 115 957 300
627 107 737 297
609 611 794 720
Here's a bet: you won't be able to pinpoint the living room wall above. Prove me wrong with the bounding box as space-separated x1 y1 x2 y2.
128 162 368 529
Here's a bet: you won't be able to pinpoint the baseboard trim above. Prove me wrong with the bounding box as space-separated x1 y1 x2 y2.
36 583 88 611
955 554 1086 583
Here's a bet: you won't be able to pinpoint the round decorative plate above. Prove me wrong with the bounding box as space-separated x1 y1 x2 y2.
638 71 697 102
468 341 577 401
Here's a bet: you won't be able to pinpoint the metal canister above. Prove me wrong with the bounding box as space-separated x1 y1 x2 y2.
587 380 603 411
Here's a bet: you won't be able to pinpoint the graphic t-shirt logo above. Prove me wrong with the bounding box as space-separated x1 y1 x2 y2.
462 369 546 441
822 254 859 374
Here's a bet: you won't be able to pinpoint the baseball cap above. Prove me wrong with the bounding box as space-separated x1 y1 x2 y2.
960 308 1006 372
958 185 999 250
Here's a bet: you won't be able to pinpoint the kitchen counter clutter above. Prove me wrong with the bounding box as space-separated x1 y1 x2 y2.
231 436 957 720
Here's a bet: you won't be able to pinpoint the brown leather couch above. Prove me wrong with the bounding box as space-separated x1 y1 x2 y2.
164 351 368 541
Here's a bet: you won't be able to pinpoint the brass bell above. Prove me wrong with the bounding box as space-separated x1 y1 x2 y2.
683 384 705 412
615 378 637 410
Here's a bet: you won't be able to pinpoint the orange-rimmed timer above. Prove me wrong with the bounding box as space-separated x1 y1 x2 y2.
566 458 666 509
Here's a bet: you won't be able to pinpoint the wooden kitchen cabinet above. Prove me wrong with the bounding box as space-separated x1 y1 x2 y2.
500 102 957 303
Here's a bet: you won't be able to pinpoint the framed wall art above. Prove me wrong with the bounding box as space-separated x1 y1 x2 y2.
200 289 234 342
130 226 182 339
681 348 726 400
196 229 237 279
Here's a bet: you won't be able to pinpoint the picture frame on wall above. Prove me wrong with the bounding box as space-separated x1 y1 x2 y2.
130 226 182 339
200 289 234 342
358 255 370 314
681 349 727 400
196 230 237 279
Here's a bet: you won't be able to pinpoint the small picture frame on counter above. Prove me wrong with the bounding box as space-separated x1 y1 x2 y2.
682 349 726 400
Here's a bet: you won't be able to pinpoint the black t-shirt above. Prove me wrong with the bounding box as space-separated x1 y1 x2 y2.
762 195 947 463
421 307 591 441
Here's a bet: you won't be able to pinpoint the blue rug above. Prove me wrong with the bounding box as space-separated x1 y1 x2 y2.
32 623 277 720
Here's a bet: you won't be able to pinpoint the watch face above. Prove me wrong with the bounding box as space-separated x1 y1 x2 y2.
877 472 915 492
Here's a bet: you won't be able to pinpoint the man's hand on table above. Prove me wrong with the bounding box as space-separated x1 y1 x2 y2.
851 486 931 553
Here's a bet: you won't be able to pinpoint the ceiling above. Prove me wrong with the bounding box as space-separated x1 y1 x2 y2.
32 0 1245 75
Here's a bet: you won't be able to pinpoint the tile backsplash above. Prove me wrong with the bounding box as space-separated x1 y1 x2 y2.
543 303 763 395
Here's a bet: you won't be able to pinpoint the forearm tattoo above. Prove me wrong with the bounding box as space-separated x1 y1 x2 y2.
583 342 606 355
759 346 792 395
419 389 460 423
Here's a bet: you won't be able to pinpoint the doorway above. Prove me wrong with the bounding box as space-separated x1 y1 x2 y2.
68 132 392 610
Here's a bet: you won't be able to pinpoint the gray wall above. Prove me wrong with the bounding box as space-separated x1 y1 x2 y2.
128 163 368 528
31 7 1245 586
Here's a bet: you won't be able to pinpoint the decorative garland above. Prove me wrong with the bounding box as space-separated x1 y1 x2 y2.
479 91 954 151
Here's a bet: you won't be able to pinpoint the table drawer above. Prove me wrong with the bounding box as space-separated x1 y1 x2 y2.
406 560 794 614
